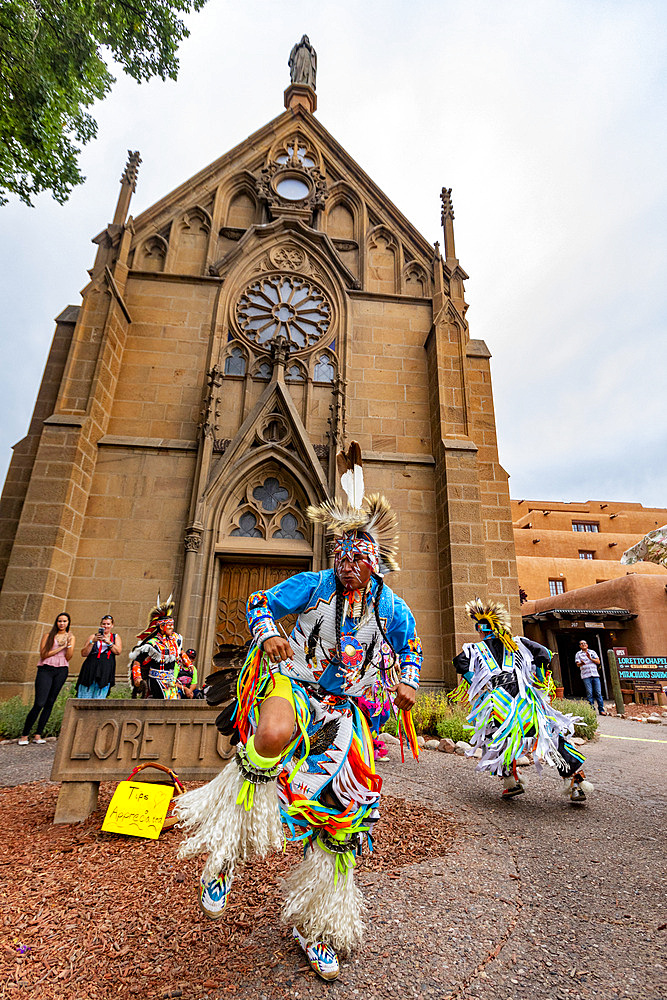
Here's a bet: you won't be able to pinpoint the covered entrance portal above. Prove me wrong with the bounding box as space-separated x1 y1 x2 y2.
522 608 637 700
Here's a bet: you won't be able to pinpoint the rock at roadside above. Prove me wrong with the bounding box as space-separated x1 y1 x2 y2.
424 739 440 750
438 738 457 754
472 747 483 759
455 740 472 756
416 735 426 747
645 716 662 725
381 732 400 745
572 737 586 746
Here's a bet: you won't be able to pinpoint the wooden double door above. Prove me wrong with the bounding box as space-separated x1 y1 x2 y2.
215 559 310 649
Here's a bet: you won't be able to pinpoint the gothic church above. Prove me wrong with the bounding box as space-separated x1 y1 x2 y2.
0 43 520 696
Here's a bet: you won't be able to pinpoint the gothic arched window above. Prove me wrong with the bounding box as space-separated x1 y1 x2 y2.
253 477 289 511
230 512 263 537
273 513 306 540
224 346 247 376
313 354 335 383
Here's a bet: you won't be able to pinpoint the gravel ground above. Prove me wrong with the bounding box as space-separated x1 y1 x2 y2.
1 714 665 1000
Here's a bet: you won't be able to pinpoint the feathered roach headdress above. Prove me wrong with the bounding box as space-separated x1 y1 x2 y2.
306 442 400 572
133 592 176 644
465 597 518 653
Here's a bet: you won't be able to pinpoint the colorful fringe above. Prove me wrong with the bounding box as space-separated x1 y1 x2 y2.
447 676 471 704
397 708 420 761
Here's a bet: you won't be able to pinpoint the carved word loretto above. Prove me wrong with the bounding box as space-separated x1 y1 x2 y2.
51 701 235 787
69 716 229 762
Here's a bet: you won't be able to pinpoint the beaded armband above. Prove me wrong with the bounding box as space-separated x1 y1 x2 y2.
400 632 423 688
246 591 280 646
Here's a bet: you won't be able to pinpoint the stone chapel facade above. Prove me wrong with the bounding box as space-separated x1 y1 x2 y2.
0 65 521 699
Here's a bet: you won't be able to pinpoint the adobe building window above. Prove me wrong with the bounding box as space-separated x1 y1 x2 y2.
313 354 335 383
224 346 247 377
578 550 595 560
236 275 331 352
572 521 599 532
549 579 565 596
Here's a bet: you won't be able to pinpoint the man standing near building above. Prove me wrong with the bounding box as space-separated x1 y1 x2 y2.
575 640 606 714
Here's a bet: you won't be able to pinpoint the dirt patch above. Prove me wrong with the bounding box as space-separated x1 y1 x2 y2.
1 781 456 999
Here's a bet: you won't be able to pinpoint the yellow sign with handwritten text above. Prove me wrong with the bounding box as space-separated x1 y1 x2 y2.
102 781 174 839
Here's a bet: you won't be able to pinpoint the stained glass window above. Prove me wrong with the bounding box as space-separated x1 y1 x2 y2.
253 362 272 380
313 354 335 383
231 512 263 537
276 145 315 168
286 364 305 382
237 275 331 352
273 513 305 540
224 346 246 376
253 477 289 511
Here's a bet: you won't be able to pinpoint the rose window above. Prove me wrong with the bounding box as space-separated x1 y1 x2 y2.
236 275 331 352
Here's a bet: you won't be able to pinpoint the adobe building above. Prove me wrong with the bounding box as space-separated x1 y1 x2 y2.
522 575 667 701
0 41 521 699
512 499 667 601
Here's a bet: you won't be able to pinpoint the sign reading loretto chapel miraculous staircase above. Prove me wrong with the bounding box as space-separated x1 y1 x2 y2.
0 37 521 703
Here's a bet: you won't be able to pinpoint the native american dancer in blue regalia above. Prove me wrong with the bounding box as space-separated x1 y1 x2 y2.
175 444 422 981
452 599 594 805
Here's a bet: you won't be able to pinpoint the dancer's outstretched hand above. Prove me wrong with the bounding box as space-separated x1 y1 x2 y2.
263 636 294 664
394 683 417 711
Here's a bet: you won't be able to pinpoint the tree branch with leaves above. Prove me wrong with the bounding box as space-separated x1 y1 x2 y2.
0 0 207 206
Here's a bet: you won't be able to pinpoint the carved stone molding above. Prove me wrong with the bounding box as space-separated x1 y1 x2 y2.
184 530 202 552
269 244 306 270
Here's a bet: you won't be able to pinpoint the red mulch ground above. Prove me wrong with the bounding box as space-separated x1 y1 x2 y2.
1 782 456 1000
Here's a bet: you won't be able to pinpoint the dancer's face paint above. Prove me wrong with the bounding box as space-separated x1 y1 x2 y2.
336 551 374 591
476 621 494 638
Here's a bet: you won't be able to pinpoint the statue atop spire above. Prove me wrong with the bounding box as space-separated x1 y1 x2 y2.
288 35 317 90
284 36 318 114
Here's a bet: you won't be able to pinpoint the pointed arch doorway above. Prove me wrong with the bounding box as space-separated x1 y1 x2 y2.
215 556 310 647
209 460 324 653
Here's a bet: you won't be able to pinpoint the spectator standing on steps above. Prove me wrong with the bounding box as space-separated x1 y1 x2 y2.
19 612 75 745
575 640 606 715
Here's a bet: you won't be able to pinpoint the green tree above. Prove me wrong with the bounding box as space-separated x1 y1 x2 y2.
0 0 208 206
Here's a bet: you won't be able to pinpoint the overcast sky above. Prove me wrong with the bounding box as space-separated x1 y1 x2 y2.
1 0 665 509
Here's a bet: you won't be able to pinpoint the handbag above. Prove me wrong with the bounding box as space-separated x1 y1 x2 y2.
125 761 186 830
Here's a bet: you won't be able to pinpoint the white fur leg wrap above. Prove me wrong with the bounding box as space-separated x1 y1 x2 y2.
281 844 365 956
175 760 283 882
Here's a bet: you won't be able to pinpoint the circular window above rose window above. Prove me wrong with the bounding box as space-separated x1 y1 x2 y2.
236 274 332 353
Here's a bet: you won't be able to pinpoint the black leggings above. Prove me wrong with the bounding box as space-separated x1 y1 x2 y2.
22 665 69 736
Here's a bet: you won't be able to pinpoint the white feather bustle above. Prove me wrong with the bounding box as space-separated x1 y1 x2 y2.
175 760 283 883
281 844 365 956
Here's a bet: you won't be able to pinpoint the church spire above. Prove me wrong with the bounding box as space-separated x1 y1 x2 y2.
112 150 142 226
440 187 457 265
284 35 317 114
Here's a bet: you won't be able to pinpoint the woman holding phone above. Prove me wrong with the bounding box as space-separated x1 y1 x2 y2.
19 612 75 744
76 614 121 699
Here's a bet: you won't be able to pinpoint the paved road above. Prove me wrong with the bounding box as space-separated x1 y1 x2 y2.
1 715 665 999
